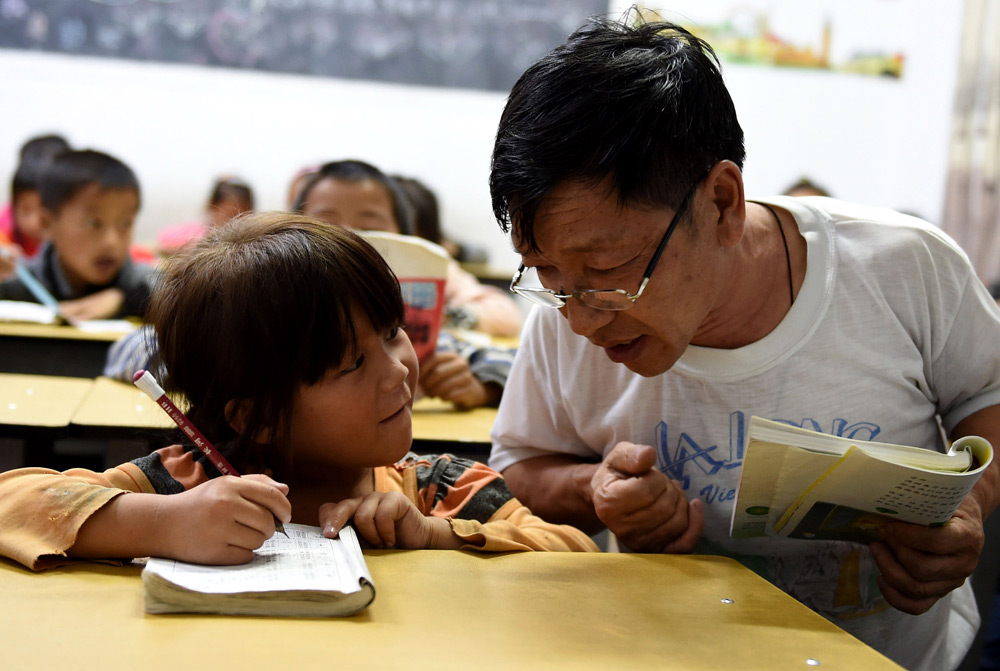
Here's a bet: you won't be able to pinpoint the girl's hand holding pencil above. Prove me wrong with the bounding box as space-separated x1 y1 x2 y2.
133 369 291 540
151 474 291 564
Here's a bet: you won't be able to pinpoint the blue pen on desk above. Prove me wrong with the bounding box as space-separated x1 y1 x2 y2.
0 246 65 316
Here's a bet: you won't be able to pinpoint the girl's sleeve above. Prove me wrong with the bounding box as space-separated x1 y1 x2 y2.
449 501 601 552
398 454 599 552
0 463 156 570
0 444 206 570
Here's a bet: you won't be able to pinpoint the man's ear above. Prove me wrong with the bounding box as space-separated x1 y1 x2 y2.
704 160 746 249
225 399 252 435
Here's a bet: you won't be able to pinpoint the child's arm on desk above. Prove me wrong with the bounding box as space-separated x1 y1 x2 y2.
0 463 290 570
59 287 125 321
71 474 291 564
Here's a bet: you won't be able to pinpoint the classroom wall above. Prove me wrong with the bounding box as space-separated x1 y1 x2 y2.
618 0 965 226
0 48 516 265
0 1 965 271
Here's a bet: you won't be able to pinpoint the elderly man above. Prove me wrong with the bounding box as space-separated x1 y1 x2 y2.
487 14 1000 671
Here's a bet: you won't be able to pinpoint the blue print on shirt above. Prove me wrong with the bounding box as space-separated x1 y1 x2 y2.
653 411 882 497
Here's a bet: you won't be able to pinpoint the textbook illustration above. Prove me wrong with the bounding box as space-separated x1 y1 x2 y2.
142 524 375 617
730 416 993 543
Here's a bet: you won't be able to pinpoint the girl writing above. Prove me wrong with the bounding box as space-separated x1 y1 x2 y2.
0 212 596 570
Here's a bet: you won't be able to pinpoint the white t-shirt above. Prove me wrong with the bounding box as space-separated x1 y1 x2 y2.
490 196 1000 671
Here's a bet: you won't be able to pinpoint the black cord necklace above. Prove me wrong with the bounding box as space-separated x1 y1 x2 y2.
761 203 794 306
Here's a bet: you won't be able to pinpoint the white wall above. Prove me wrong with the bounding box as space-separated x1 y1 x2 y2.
0 1 966 272
613 0 965 224
0 49 517 266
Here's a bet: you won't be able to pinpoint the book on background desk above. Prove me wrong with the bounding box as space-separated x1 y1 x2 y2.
730 416 993 543
142 523 375 617
0 300 134 333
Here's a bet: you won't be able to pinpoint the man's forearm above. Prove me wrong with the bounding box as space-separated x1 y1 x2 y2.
501 455 603 533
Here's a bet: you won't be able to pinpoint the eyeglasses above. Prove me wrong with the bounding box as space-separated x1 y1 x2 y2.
509 178 702 311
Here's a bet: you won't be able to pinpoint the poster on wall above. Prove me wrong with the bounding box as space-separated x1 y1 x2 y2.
0 0 608 91
637 0 906 78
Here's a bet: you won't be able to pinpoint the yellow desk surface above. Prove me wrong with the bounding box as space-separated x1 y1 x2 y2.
72 378 498 447
0 550 899 670
72 376 175 430
0 373 94 428
411 396 496 445
0 321 133 342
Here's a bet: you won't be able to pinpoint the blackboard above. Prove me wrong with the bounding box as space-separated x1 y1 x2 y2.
0 0 609 91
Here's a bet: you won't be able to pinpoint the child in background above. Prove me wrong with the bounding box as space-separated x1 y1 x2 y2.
294 160 523 337
0 149 154 321
394 174 488 265
293 160 521 409
0 135 72 279
0 213 597 570
286 164 319 209
156 176 255 256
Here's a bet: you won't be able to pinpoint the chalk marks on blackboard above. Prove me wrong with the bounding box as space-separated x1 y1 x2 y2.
0 0 609 91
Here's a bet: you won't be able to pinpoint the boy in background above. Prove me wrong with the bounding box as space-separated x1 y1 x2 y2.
0 149 154 321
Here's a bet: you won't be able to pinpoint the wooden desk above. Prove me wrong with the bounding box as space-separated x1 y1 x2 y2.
0 373 94 430
411 396 496 456
0 322 134 377
0 550 900 670
0 373 96 469
70 378 497 455
71 376 175 439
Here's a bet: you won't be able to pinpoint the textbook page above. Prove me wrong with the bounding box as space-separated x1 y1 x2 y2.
145 523 370 594
774 437 992 542
142 523 375 616
730 416 992 541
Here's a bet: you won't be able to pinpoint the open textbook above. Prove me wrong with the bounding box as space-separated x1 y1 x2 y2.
730 416 993 543
142 523 375 617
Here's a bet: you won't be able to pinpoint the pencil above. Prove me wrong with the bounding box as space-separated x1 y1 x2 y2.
132 369 288 536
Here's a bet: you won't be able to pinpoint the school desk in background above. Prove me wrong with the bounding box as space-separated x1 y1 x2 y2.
0 307 136 377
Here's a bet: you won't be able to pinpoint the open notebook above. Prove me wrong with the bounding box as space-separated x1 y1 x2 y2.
142 524 375 617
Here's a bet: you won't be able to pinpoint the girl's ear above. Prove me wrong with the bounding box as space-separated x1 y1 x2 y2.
224 399 252 435
225 399 273 442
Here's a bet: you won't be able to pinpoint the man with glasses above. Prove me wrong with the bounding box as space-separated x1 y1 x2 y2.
488 14 1000 671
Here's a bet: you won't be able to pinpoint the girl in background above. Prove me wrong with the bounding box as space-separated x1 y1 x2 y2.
293 160 523 337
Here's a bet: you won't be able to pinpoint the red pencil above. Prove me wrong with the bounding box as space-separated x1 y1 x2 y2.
133 369 287 536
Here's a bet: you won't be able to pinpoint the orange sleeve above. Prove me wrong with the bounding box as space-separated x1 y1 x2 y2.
385 455 598 552
0 444 213 570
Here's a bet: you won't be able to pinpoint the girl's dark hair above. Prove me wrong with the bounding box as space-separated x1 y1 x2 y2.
291 159 415 235
146 211 404 472
490 14 745 252
209 176 255 210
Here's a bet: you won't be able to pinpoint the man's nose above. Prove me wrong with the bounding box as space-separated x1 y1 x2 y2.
562 297 615 338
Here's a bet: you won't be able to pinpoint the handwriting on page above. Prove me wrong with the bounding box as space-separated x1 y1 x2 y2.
154 525 360 594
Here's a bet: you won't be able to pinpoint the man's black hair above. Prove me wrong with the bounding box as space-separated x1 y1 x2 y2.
490 14 745 252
